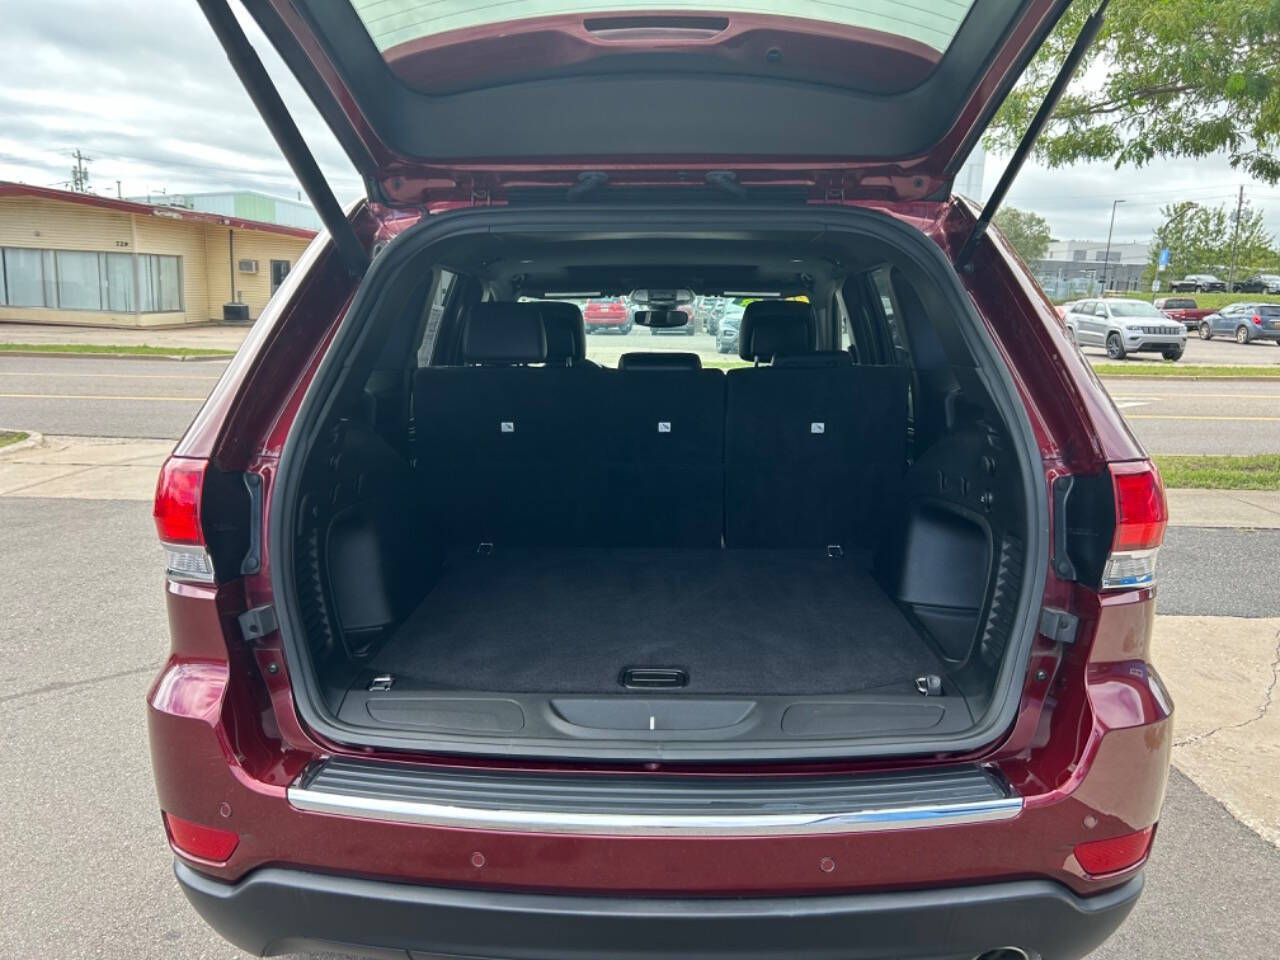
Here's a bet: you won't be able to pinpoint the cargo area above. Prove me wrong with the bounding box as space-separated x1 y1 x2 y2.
275 216 1042 760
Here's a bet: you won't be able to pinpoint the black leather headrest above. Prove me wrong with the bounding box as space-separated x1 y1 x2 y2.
462 303 547 365
618 352 702 371
538 301 586 365
738 300 816 361
772 350 855 368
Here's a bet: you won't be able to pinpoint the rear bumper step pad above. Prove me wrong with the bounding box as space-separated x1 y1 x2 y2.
288 758 1022 835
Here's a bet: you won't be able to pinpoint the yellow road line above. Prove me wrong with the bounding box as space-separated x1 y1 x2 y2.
0 371 220 381
0 392 203 402
1124 414 1280 422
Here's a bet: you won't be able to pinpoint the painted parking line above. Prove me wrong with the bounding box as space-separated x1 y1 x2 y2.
0 393 204 402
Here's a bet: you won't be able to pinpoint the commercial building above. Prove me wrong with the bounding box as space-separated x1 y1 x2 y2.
126 189 323 232
0 182 316 328
1033 239 1151 299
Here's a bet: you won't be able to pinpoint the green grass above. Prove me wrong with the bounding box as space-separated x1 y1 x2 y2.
1155 455 1280 491
700 357 751 370
1094 363 1280 378
0 342 233 357
0 430 29 450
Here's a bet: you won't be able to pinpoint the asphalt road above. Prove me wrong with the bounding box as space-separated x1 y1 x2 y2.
1 496 1277 959
1078 332 1280 367
2 350 1278 456
0 355 223 439
1158 527 1280 617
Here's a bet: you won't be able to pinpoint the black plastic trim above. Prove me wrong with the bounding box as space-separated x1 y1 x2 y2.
268 204 1050 762
175 860 1142 960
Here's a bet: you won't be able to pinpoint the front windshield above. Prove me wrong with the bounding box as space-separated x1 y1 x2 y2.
1108 301 1166 319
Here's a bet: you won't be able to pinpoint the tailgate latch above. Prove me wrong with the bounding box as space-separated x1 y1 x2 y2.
1039 607 1079 646
238 604 278 643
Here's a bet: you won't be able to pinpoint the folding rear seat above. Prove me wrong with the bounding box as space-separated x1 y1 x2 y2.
724 301 909 549
413 302 591 546
587 352 725 547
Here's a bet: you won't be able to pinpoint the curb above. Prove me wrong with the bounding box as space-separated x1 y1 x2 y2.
0 429 44 457
0 349 233 363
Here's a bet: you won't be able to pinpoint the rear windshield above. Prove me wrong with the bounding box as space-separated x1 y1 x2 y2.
351 0 978 54
1258 305 1280 316
1108 301 1165 318
1162 299 1195 308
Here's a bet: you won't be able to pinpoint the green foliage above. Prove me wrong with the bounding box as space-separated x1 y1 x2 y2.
993 206 1054 261
1142 200 1279 284
988 0 1280 182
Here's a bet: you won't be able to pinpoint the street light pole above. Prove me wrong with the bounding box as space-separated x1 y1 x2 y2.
1102 199 1125 293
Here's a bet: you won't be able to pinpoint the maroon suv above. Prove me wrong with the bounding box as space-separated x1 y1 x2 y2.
149 2 1171 958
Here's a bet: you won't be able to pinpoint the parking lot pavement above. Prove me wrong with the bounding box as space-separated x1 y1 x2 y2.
1 495 1277 959
1081 332 1280 366
1100 377 1280 455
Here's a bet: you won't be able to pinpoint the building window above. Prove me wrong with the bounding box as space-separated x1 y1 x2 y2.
0 246 182 313
2 247 48 307
270 259 290 294
137 253 183 312
1072 250 1087 261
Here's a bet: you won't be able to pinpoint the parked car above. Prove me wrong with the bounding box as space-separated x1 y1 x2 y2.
715 320 740 353
1232 273 1280 294
1197 302 1280 344
583 297 632 334
1063 298 1187 360
1169 273 1226 293
150 4 1171 960
1152 296 1216 330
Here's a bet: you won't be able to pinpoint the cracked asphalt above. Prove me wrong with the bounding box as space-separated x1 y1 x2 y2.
1 496 1278 958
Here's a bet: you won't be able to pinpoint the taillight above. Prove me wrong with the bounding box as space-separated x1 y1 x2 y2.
1074 826 1154 876
154 456 215 583
163 812 239 862
1253 314 1262 325
1101 461 1167 591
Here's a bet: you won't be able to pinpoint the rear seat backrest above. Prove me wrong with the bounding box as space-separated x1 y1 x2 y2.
590 361 725 547
415 302 590 546
725 303 908 548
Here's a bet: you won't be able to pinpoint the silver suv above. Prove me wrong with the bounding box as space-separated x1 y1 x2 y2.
1064 298 1187 360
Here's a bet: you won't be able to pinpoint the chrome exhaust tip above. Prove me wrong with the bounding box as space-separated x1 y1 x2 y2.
974 950 1031 960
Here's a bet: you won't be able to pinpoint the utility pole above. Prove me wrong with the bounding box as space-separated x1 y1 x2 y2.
116 180 122 199
1227 185 1245 292
1102 199 1125 294
69 149 93 193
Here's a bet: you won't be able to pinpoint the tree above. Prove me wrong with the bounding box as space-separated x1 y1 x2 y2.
987 1 1280 183
1143 200 1278 284
993 206 1053 262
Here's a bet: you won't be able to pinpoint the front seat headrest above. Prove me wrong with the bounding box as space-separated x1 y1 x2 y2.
738 301 816 361
462 303 547 365
618 352 702 371
538 301 587 365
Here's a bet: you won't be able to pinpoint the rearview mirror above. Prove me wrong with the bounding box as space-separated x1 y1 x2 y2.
631 288 694 306
633 309 689 329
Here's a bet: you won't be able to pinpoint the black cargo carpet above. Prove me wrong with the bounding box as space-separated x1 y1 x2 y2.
369 548 945 696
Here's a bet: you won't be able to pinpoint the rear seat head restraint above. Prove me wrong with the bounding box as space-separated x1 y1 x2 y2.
738 301 816 363
462 302 548 366
538 301 587 366
618 352 702 371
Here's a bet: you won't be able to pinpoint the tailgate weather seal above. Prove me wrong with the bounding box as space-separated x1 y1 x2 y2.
288 759 1023 836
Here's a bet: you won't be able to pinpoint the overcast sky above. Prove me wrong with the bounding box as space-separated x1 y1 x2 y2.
4 0 1280 247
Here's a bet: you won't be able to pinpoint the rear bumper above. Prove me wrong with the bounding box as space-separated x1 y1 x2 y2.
175 859 1142 960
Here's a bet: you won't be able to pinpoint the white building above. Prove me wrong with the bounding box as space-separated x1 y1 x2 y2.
1043 239 1150 266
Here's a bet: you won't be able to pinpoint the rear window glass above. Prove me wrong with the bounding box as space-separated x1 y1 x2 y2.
1107 301 1165 319
351 1 977 54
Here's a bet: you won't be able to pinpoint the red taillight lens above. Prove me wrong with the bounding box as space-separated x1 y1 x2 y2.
154 457 216 583
1074 826 1154 876
163 812 239 862
1102 461 1167 590
1253 314 1262 325
153 456 207 545
1111 462 1167 552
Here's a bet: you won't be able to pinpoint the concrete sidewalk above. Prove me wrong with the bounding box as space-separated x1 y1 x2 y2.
1166 488 1280 529
0 434 171 500
0 320 248 353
